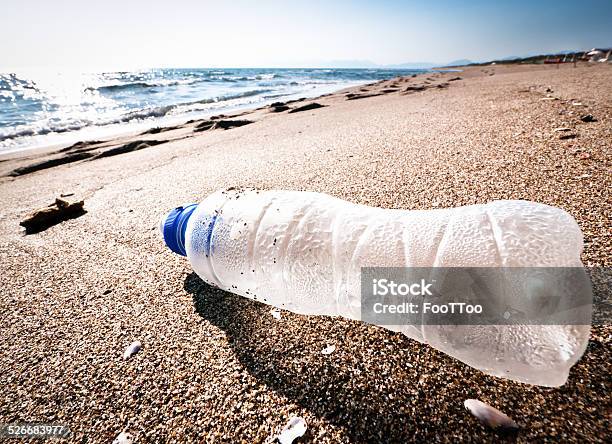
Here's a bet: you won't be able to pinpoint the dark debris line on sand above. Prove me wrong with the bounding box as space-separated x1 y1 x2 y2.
6 140 168 176
6 115 256 177
288 102 327 113
345 92 384 100
8 152 94 177
90 140 167 160
269 102 291 112
140 125 183 135
193 119 254 132
58 140 105 153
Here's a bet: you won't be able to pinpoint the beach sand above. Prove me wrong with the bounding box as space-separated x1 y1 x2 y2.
0 64 610 443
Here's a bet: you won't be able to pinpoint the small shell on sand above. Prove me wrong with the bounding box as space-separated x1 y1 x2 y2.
123 341 142 360
464 399 519 431
321 345 336 355
277 417 307 444
112 431 133 444
270 308 281 320
580 114 596 122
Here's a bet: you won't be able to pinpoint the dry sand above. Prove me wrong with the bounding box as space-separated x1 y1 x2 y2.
0 63 610 443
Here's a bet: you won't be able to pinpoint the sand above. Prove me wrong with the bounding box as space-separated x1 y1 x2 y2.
0 63 610 443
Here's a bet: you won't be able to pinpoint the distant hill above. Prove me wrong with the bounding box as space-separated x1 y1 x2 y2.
469 48 611 66
315 48 607 70
322 60 380 68
383 62 437 69
318 60 437 69
444 59 475 67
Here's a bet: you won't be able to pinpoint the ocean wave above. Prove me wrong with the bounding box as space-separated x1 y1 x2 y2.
216 88 274 101
0 106 177 142
177 88 274 106
208 73 280 82
0 74 39 93
0 88 274 143
88 78 205 93
119 105 176 121
86 73 282 93
0 121 95 142
263 92 294 99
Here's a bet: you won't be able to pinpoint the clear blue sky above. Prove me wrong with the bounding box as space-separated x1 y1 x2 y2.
1 0 610 70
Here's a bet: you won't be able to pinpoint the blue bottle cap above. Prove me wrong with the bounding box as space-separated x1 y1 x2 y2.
160 204 198 256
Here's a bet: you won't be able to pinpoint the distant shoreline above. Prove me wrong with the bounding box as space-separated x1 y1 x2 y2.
0 68 448 172
0 68 432 156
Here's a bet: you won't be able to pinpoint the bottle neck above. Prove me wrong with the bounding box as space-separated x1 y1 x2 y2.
161 204 198 256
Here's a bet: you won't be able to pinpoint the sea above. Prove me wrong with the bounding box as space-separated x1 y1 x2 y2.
0 68 426 154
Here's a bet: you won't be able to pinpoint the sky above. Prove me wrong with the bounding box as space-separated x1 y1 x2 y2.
1 0 611 71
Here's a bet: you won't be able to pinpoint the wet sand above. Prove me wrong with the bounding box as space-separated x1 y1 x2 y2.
0 63 610 443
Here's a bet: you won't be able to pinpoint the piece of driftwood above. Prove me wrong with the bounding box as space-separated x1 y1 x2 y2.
20 198 86 234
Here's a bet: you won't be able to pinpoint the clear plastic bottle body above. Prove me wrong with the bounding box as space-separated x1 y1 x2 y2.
183 189 590 386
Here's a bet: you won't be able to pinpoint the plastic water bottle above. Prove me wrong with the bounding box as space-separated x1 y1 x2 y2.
160 189 590 386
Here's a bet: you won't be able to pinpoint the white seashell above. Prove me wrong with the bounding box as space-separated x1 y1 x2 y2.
321 345 336 355
112 431 133 444
270 308 281 320
277 416 307 444
123 341 142 360
464 399 518 430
